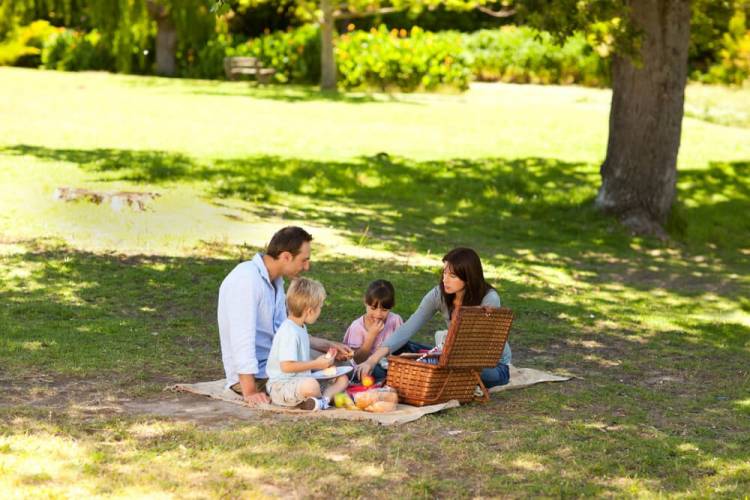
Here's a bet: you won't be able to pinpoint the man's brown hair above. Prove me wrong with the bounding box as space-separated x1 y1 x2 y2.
266 226 313 258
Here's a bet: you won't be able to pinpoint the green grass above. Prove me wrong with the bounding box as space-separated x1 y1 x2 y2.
0 66 749 497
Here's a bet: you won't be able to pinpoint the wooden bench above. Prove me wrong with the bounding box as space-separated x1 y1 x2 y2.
223 57 276 84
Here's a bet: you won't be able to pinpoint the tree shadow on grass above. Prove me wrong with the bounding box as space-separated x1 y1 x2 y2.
3 144 747 307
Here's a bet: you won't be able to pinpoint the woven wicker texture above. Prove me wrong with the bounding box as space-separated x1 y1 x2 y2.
439 306 513 369
385 359 479 406
386 306 513 406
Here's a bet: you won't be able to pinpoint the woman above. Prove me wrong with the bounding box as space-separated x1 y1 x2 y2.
355 247 511 388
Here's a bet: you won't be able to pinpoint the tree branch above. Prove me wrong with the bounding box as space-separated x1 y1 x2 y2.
476 5 516 18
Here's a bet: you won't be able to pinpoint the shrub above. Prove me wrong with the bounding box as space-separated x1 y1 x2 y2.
462 26 610 87
41 29 113 72
243 24 322 84
0 20 59 67
201 25 469 91
183 34 232 79
336 26 471 91
699 11 750 85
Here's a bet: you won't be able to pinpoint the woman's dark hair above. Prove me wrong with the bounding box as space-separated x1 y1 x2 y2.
439 247 493 312
266 226 313 258
364 279 396 310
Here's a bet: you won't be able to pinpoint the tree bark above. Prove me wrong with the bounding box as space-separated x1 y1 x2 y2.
155 15 177 77
320 0 337 91
147 1 177 77
596 0 692 237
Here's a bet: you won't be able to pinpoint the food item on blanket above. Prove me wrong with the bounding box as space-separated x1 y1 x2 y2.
320 366 337 376
354 387 398 411
365 400 397 413
361 374 375 387
333 392 357 409
325 347 337 359
354 391 374 410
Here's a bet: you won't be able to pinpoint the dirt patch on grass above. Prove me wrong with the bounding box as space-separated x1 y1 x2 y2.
0 374 268 426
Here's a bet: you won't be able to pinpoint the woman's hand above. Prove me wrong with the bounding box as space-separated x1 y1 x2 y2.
355 359 375 379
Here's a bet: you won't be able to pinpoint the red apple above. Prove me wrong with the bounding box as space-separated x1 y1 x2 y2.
362 374 375 387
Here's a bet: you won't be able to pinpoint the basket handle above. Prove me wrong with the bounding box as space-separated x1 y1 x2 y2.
472 370 490 403
410 369 453 405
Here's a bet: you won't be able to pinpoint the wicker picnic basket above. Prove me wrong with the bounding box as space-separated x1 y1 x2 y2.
386 306 513 406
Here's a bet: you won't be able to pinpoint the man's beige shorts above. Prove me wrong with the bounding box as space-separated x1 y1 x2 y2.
267 377 334 407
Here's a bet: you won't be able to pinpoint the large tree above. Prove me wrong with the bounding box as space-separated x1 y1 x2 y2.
597 0 691 236
516 0 693 236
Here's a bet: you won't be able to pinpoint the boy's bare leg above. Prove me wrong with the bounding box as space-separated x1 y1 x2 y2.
297 378 322 399
323 375 349 400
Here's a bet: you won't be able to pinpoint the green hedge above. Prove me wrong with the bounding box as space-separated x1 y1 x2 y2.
187 25 470 91
463 26 610 87
41 29 114 71
336 26 471 91
5 20 746 90
695 11 750 86
0 20 59 67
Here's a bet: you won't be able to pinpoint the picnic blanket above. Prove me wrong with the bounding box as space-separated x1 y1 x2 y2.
167 365 572 426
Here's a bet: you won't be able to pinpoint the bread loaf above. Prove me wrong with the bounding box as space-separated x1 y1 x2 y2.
365 401 397 413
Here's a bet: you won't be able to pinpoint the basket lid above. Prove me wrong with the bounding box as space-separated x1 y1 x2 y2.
438 306 513 369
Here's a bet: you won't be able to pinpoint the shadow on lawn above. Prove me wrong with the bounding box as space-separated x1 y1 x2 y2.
119 75 417 105
3 144 748 302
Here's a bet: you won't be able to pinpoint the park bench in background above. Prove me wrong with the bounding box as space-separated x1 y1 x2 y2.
223 57 276 84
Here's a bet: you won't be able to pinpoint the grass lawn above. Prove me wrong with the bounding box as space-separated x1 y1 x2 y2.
1 66 749 497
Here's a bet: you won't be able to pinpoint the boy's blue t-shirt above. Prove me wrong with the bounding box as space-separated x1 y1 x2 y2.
266 318 311 382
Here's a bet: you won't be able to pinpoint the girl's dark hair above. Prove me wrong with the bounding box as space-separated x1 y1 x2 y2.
439 247 493 313
365 279 396 310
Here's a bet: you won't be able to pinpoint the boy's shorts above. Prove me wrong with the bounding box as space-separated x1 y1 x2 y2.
266 377 334 407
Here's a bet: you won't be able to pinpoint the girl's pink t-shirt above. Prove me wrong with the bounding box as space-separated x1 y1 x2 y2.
342 312 404 353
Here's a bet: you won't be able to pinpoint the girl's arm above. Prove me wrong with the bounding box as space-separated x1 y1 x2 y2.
353 319 384 363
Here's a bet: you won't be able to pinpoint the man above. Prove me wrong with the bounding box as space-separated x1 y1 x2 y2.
218 226 352 406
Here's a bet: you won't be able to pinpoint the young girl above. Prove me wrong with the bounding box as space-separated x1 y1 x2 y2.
343 280 403 367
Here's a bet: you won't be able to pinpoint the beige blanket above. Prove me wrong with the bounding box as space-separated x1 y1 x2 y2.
168 365 572 426
491 365 573 392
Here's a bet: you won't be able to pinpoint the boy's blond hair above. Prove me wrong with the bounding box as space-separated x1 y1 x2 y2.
286 277 326 317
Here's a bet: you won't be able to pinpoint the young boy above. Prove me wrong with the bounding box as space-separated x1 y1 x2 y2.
266 278 349 410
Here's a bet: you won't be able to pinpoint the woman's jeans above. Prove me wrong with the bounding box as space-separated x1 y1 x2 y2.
481 363 510 388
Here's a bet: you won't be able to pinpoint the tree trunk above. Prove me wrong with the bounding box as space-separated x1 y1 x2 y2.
155 15 177 77
320 0 337 91
596 0 692 237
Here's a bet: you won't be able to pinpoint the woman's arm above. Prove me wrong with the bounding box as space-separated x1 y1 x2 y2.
380 287 441 353
356 288 440 377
